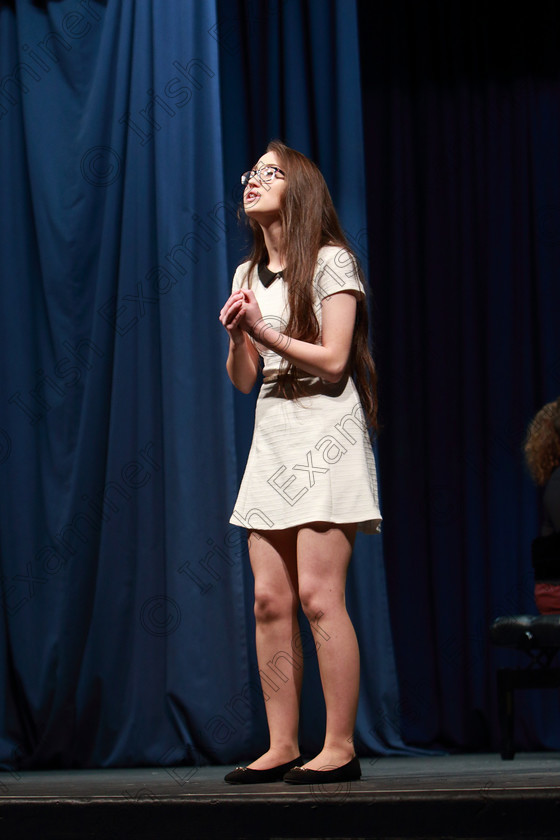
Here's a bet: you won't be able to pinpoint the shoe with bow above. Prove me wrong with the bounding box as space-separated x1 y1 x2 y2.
224 755 304 784
283 756 361 784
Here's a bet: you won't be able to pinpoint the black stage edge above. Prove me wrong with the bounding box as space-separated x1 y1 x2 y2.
2 753 560 840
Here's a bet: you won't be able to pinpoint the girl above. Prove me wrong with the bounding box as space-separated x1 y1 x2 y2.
219 141 381 784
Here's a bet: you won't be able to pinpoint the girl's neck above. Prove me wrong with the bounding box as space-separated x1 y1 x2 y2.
261 220 284 272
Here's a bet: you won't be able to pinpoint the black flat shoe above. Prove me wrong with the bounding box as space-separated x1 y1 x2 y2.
283 756 361 784
224 755 303 784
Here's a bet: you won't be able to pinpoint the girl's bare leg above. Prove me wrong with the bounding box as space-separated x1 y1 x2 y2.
296 522 359 770
247 527 302 769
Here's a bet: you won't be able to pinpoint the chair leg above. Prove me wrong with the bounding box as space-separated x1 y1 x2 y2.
497 669 515 760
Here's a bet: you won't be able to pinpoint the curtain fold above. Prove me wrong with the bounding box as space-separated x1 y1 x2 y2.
359 0 560 751
0 0 405 769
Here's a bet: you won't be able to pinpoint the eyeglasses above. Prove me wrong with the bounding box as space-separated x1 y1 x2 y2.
241 165 285 187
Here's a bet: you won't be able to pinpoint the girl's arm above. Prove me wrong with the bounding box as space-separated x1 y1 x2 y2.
232 288 358 384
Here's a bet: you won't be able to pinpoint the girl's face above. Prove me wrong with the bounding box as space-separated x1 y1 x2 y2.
242 152 286 219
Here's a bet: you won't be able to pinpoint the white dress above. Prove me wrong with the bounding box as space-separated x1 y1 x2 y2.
229 245 382 534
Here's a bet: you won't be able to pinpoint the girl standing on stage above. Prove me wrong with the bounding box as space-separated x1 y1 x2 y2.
219 141 381 784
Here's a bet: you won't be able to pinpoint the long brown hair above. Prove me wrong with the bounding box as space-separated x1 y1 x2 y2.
242 140 378 432
524 397 560 486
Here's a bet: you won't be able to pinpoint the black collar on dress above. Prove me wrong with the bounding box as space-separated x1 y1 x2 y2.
258 263 283 288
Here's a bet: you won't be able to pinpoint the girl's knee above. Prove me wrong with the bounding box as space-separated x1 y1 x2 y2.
254 590 295 624
298 582 345 624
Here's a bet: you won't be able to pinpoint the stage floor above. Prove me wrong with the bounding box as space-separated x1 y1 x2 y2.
2 752 560 839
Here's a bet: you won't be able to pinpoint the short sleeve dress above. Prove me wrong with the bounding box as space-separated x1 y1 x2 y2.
229 245 382 535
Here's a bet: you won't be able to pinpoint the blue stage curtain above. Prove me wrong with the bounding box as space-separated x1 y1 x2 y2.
359 0 560 751
0 0 406 770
